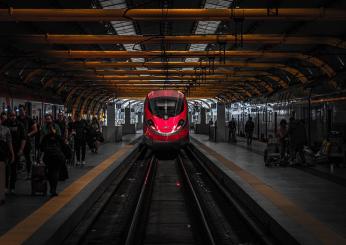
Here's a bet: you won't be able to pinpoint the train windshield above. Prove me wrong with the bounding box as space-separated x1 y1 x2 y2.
149 97 184 118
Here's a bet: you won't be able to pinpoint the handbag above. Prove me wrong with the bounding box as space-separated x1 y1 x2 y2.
96 132 104 143
61 143 73 160
59 162 69 181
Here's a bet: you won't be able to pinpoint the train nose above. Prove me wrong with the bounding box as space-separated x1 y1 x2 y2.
153 118 174 133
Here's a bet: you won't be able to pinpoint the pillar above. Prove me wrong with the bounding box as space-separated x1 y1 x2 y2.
107 102 115 127
103 102 118 142
216 102 226 141
51 105 57 119
137 111 143 130
200 107 206 125
123 107 136 134
125 107 131 125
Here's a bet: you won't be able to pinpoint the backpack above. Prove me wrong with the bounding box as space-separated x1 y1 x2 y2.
75 120 87 139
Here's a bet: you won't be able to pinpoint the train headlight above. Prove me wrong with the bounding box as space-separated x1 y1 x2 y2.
147 119 154 126
146 119 156 130
176 119 185 130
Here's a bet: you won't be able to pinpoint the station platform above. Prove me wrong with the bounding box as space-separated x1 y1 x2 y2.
0 133 142 244
231 136 346 185
191 133 346 245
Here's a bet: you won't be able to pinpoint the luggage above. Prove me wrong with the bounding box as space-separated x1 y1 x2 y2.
31 164 47 196
96 131 104 143
59 162 69 181
264 142 281 167
87 138 96 151
61 143 72 160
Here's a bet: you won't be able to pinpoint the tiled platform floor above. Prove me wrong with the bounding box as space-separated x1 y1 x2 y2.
0 133 141 236
192 133 346 241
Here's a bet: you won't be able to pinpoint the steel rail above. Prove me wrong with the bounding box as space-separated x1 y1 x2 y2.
177 154 217 245
186 146 276 245
125 155 156 245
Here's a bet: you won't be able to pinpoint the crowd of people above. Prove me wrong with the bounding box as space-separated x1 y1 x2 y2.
0 106 103 203
227 115 308 165
227 116 254 145
277 116 307 165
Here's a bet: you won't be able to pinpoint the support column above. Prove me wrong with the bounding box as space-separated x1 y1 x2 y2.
103 102 117 142
136 111 143 130
51 105 57 119
200 107 206 125
216 102 226 141
195 107 208 134
124 107 131 125
107 103 115 127
123 107 136 135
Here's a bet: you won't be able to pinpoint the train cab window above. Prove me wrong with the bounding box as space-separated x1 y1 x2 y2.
149 97 184 118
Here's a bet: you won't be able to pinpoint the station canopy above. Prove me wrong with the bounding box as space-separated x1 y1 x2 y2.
0 0 345 114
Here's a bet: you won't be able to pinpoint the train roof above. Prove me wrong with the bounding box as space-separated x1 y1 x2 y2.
146 90 185 99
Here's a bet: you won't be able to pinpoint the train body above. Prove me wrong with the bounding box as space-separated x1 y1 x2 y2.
226 97 346 145
143 90 189 148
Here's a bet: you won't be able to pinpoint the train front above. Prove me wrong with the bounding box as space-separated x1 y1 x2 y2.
143 90 189 149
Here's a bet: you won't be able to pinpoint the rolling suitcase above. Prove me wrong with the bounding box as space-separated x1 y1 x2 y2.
31 164 47 196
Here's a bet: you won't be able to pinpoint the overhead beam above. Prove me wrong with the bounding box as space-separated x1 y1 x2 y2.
0 8 345 21
40 50 333 81
8 34 346 49
41 50 332 60
71 69 269 76
55 61 290 68
22 61 301 88
52 75 271 80
73 69 288 87
22 60 304 83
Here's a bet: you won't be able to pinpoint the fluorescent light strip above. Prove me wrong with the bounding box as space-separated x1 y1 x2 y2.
184 0 233 67
99 0 146 69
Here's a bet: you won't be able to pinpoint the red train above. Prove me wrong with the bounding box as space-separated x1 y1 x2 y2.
143 90 189 148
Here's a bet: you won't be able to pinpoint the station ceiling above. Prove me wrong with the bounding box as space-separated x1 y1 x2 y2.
0 0 345 114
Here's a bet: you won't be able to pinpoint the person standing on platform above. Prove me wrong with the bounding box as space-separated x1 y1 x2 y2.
228 117 237 143
208 118 213 127
90 117 101 153
288 117 306 165
67 116 74 137
17 105 38 180
55 112 68 143
72 114 88 166
245 116 255 145
4 111 26 194
40 114 65 197
0 112 14 204
1 112 8 125
34 118 41 162
276 119 288 161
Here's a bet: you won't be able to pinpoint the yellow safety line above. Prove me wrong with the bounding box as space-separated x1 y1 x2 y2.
195 140 346 245
0 144 133 245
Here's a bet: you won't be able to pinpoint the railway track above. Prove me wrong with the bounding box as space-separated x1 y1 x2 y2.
63 145 281 245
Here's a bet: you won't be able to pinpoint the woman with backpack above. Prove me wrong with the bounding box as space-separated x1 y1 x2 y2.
39 114 65 197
